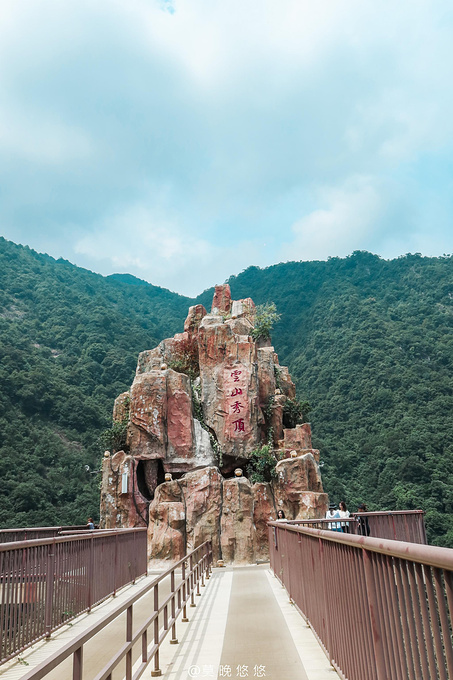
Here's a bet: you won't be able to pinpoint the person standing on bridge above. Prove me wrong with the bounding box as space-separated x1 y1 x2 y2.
326 504 341 530
338 501 350 532
357 503 371 536
87 517 95 530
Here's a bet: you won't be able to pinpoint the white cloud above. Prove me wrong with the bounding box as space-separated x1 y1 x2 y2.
0 0 452 293
281 178 382 261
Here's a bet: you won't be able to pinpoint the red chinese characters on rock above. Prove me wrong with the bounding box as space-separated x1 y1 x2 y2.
224 365 250 440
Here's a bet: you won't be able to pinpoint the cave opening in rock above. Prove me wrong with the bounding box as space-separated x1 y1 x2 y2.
136 459 167 500
135 460 152 500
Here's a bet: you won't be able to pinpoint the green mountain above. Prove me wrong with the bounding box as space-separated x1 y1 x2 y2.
0 238 189 527
222 252 453 546
1 239 451 545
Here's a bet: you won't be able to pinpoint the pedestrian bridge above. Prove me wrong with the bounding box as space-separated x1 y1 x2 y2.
0 514 452 680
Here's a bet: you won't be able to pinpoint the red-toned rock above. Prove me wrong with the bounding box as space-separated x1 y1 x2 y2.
273 453 327 520
184 304 207 334
129 372 167 457
257 347 276 407
198 316 262 463
270 393 286 445
274 362 296 399
231 298 256 321
100 286 329 563
166 370 194 463
220 477 255 564
147 481 185 562
275 452 323 493
253 483 276 562
100 452 148 528
179 467 223 561
148 501 186 562
211 284 232 315
278 423 312 454
113 392 130 422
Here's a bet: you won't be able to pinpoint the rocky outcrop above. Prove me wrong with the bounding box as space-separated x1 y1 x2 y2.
274 453 327 520
100 285 328 564
100 451 148 529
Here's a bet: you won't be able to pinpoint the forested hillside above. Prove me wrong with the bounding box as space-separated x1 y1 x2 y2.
1 239 452 545
220 252 453 546
0 238 189 527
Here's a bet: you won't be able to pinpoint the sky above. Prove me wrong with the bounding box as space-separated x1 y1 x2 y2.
1 0 452 296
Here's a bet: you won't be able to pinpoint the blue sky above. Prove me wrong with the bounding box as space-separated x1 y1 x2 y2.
1 0 452 296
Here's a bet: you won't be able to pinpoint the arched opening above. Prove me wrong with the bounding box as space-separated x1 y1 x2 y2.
135 459 167 500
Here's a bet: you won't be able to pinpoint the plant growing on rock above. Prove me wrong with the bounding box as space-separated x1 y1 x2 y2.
246 444 279 483
251 302 280 341
100 418 128 453
282 398 311 428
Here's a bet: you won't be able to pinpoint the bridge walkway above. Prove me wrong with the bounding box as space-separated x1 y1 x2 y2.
1 565 338 680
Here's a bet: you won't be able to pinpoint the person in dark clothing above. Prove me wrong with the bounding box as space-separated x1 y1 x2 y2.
357 503 370 536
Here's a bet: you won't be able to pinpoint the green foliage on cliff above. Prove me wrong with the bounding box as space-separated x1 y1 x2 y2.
251 302 281 341
1 238 452 546
282 398 312 428
246 445 279 484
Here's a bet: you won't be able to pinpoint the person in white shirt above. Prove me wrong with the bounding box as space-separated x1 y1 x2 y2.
325 504 341 530
338 501 350 533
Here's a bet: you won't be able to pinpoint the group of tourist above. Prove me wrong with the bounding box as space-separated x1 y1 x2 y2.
325 501 371 535
275 502 371 536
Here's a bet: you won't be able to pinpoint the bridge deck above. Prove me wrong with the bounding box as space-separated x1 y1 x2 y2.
1 565 337 680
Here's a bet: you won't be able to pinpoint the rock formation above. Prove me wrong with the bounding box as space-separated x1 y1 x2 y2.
100 285 328 563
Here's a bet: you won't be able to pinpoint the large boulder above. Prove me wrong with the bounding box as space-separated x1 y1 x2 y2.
273 453 327 520
220 477 255 564
148 481 186 561
100 451 148 528
253 482 276 562
180 467 223 561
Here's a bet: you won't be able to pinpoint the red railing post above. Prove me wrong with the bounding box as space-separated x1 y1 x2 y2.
190 554 196 607
73 645 83 680
318 537 332 660
44 540 55 637
362 548 387 680
114 530 118 596
205 542 211 579
182 560 188 622
151 583 161 677
87 534 94 612
170 569 178 645
126 604 133 680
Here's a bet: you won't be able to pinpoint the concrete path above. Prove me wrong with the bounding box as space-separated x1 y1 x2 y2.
1 565 339 680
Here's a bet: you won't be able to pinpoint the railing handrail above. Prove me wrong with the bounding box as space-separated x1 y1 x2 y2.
269 520 453 572
288 509 425 520
19 541 213 680
351 509 425 517
0 528 148 664
269 519 453 680
0 527 146 552
0 526 87 533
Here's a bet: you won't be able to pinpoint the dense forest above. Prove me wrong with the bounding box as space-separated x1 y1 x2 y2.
0 238 452 546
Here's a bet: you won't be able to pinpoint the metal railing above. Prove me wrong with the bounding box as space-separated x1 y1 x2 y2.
0 528 147 664
287 509 427 544
19 541 213 680
0 527 89 544
269 521 453 680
